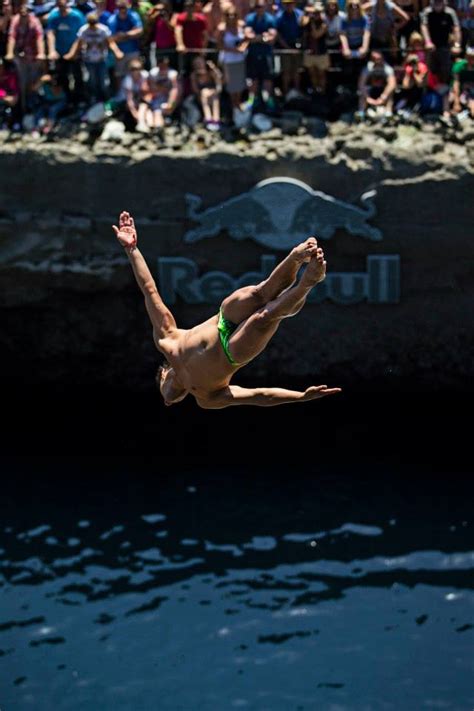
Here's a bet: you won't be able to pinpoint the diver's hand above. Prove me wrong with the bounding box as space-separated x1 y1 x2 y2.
302 385 342 401
113 211 137 252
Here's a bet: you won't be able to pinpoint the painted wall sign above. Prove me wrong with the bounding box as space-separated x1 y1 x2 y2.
161 178 399 305
158 255 400 305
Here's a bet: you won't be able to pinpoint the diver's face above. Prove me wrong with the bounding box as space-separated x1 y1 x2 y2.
160 368 187 406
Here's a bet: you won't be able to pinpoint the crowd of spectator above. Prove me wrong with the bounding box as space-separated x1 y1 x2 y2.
0 0 473 136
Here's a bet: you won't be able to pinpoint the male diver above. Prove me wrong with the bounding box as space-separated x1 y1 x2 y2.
113 211 341 408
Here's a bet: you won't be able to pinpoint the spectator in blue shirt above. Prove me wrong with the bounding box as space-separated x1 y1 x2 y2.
244 0 277 109
46 0 85 105
107 0 142 90
276 0 303 97
73 0 96 18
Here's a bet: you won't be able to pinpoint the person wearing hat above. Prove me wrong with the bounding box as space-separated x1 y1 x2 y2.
452 44 474 117
300 1 330 94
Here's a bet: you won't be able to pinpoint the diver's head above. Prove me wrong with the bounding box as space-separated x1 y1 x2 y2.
156 362 188 406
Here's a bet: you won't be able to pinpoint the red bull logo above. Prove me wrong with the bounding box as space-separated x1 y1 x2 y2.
185 177 382 247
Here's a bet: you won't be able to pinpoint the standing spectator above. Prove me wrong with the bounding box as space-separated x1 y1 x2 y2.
357 47 396 114
0 56 19 125
107 0 143 88
363 0 408 61
301 1 330 93
460 0 474 46
217 5 248 109
95 0 112 23
276 0 303 97
324 0 344 67
339 0 370 83
394 0 419 49
6 2 45 109
203 0 231 50
148 2 177 68
46 0 85 106
190 53 222 127
0 0 13 58
451 43 474 116
28 0 56 22
174 0 208 73
66 10 123 102
244 0 277 109
421 0 461 83
73 0 96 18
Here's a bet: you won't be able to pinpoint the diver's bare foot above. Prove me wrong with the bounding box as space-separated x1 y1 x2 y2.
300 250 326 287
291 237 319 264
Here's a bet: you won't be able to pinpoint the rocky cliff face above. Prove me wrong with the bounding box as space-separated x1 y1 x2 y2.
1 121 473 393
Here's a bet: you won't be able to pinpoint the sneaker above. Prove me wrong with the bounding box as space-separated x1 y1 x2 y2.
265 96 276 112
136 121 150 134
243 96 255 111
207 121 220 132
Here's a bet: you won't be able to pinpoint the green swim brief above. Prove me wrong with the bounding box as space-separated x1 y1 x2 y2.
218 309 239 366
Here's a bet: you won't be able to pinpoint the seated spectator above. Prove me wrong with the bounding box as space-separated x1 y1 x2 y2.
244 0 277 109
0 56 19 126
190 53 222 128
107 0 143 90
324 0 344 67
120 55 147 123
31 71 66 133
300 1 330 94
363 0 408 62
6 1 45 109
421 0 461 83
357 47 396 115
451 43 474 117
66 11 123 103
46 0 85 107
217 6 248 110
147 2 177 69
276 0 303 97
398 51 428 111
174 0 208 73
137 53 178 132
339 0 370 84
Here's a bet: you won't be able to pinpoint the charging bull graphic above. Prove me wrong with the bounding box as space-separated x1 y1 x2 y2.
184 177 382 248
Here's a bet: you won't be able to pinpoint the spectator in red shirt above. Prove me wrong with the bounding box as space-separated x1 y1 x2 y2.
174 0 208 73
0 56 19 126
148 2 178 68
6 2 45 109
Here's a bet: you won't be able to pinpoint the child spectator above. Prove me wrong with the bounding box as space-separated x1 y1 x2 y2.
301 1 330 94
217 6 248 110
407 30 426 61
190 53 222 128
451 43 474 117
32 71 66 133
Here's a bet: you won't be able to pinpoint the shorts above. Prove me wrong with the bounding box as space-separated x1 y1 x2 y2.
218 310 239 366
280 51 302 75
303 53 330 71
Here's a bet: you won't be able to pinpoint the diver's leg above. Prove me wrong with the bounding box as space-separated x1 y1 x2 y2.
220 239 321 324
227 253 326 364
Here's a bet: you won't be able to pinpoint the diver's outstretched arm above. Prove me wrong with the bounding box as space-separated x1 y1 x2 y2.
198 384 341 409
113 211 177 340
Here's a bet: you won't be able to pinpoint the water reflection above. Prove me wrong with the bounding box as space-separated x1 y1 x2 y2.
0 464 473 710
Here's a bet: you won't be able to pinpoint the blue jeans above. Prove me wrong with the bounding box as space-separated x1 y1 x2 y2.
85 61 108 103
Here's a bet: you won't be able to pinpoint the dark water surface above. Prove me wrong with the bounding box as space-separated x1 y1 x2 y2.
1 458 473 711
